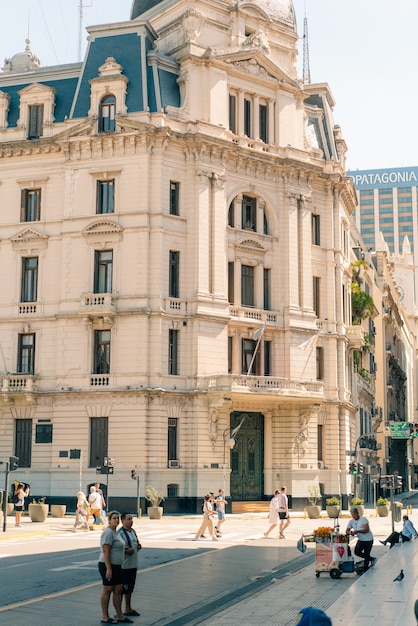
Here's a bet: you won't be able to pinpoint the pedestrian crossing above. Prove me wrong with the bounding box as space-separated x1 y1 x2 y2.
132 528 265 544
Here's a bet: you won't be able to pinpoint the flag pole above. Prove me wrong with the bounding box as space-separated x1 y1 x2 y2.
247 325 265 376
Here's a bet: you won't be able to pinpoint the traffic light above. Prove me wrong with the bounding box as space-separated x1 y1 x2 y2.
357 462 365 475
349 461 357 475
9 456 19 471
394 474 402 489
131 469 137 480
410 423 418 437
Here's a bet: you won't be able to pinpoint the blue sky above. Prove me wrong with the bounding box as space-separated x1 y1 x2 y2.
1 1 416 171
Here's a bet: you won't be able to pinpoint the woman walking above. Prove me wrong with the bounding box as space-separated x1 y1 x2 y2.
98 510 133 624
73 491 90 531
193 494 218 541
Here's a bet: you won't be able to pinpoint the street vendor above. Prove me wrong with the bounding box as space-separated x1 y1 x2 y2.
345 507 376 571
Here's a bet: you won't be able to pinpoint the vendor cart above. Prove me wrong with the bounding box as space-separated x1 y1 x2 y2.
310 527 356 579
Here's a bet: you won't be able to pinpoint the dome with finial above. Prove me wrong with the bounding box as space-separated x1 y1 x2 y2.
2 38 42 72
131 0 296 27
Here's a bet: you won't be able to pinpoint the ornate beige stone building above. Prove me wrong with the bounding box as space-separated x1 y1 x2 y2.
0 0 398 509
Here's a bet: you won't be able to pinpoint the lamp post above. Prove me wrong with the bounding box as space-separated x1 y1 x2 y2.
222 416 246 494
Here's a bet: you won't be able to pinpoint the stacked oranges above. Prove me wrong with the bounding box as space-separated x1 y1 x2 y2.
313 526 333 539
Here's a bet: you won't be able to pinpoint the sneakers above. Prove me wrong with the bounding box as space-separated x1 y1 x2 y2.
263 532 269 537
370 557 377 567
212 536 219 541
279 533 285 539
193 537 200 541
379 540 386 546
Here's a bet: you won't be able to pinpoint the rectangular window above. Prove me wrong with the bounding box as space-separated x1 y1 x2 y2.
168 418 178 462
96 180 115 214
263 268 271 310
244 98 252 137
21 189 41 222
229 94 237 134
228 336 233 374
21 257 38 302
17 333 35 374
169 251 180 298
264 340 271 376
168 329 178 375
94 250 113 293
317 424 323 462
259 104 268 142
15 419 32 467
316 347 324 380
242 338 257 374
89 417 108 468
228 262 235 304
93 330 111 374
241 265 254 307
35 424 53 444
99 97 116 132
313 276 320 317
242 195 256 230
28 104 43 139
312 214 320 245
170 181 180 216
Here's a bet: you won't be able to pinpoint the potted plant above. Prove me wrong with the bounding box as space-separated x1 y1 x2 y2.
306 483 322 519
145 486 165 519
29 497 49 522
350 496 365 516
326 496 341 519
376 497 390 517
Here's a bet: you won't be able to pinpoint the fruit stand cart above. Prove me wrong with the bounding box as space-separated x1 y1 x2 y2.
307 526 356 579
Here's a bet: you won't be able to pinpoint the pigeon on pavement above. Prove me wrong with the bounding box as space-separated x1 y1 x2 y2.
393 569 404 582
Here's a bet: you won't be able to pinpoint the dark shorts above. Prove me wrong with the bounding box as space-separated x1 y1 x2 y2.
98 561 123 586
279 512 287 520
15 505 24 512
122 568 137 594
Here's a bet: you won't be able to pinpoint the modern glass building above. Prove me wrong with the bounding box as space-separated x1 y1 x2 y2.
348 166 418 255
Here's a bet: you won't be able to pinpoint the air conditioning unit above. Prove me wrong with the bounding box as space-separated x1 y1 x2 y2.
168 459 179 469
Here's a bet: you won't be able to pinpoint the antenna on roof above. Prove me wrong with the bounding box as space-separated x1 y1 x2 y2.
302 1 311 84
78 0 93 62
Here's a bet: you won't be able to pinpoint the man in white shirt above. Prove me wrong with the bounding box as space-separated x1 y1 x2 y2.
278 486 291 539
345 507 376 571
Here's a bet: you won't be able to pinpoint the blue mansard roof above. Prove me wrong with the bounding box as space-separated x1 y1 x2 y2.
0 26 180 128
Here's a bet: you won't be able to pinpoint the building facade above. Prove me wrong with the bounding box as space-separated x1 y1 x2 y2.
0 0 384 509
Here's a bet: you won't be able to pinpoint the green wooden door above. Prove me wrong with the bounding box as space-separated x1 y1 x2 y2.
230 412 263 500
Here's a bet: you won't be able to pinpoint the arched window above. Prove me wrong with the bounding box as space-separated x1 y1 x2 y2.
99 95 116 132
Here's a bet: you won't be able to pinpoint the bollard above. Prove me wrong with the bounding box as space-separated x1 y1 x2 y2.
303 508 307 519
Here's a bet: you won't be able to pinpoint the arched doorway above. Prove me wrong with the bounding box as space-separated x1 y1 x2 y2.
230 412 264 500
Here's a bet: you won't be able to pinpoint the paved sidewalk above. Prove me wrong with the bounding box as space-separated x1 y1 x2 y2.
0 492 417 625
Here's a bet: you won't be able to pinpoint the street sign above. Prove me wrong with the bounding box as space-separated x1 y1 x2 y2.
389 422 410 439
96 466 113 475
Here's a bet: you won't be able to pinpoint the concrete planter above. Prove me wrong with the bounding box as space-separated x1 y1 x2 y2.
29 503 49 522
326 505 340 519
377 504 390 517
147 506 163 519
306 505 321 519
6 503 14 516
51 504 66 518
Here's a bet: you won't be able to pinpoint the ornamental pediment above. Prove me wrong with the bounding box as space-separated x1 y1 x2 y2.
18 82 56 97
236 238 266 252
83 220 123 246
218 49 298 87
10 228 48 252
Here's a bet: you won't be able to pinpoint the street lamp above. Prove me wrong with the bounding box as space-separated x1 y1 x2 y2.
222 416 246 494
